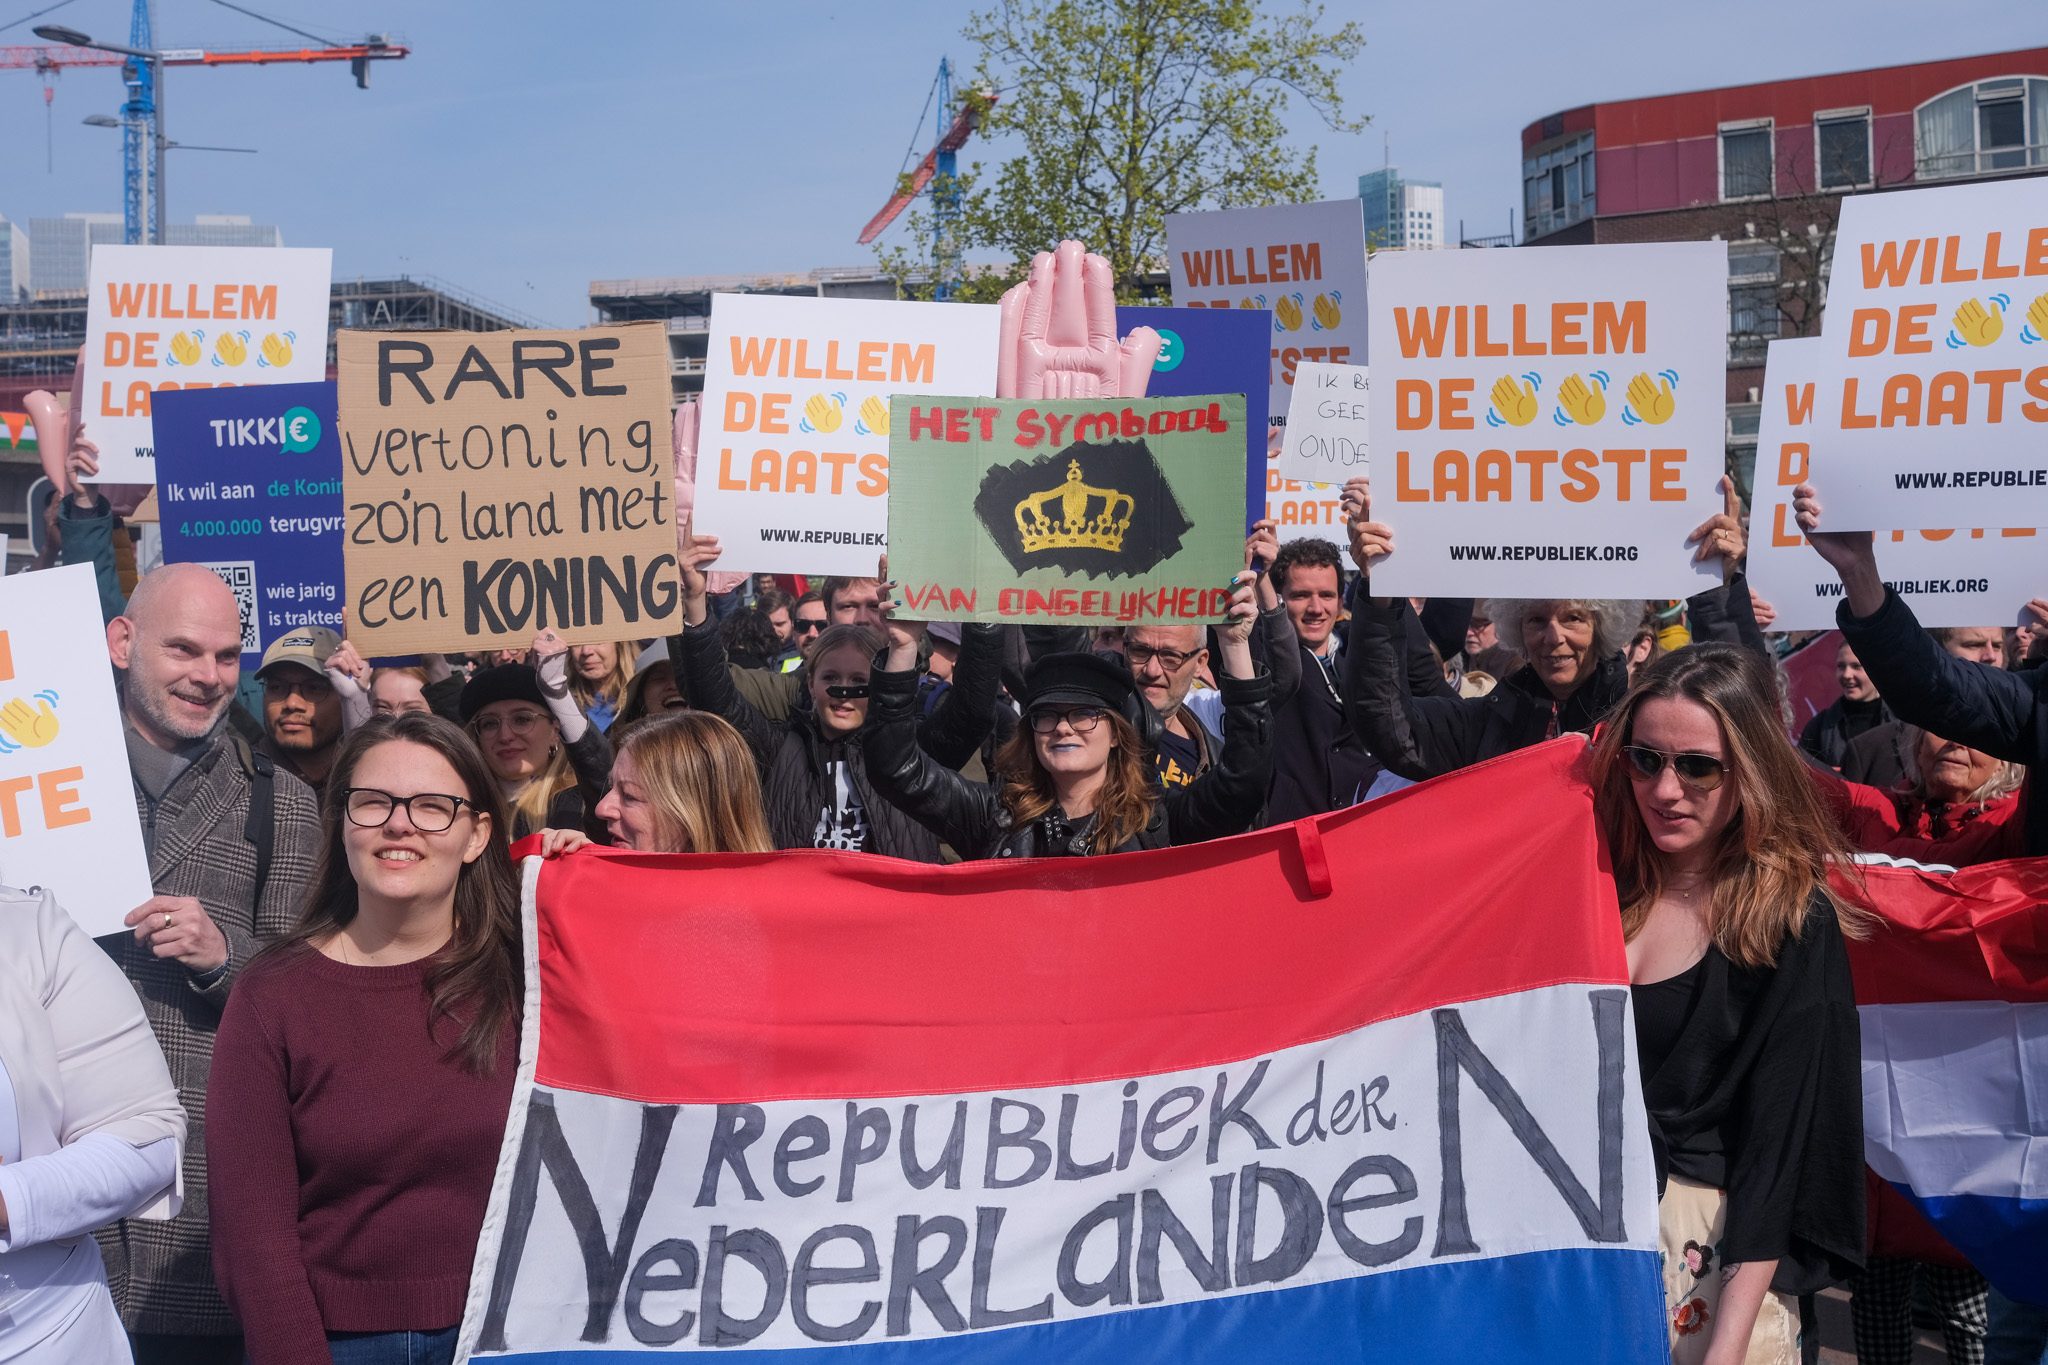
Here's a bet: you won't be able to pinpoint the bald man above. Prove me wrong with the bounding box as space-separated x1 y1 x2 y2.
98 564 321 1364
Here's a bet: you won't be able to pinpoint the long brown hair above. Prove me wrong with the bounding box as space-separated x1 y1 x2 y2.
1590 643 1868 967
995 710 1156 854
272 713 522 1073
615 711 773 853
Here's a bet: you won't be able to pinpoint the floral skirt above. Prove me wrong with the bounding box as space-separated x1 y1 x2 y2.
1659 1176 1801 1364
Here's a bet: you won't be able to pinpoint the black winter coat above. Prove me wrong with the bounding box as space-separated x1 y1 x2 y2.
1798 694 1893 768
1841 588 2047 856
863 665 1275 859
669 621 1002 861
1344 577 1765 782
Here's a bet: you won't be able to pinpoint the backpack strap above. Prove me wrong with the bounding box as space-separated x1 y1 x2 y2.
233 736 277 905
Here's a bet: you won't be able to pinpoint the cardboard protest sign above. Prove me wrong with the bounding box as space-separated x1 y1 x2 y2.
83 245 333 484
1277 360 1369 486
154 382 344 670
336 323 678 655
0 563 151 936
1366 242 1725 597
886 395 1246 624
1805 179 2048 528
458 739 1668 1362
1747 338 2040 630
1165 199 1368 419
694 294 1000 577
1116 304 1270 533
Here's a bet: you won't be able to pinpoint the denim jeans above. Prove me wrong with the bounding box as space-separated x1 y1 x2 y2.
1985 1287 2048 1365
323 1326 458 1365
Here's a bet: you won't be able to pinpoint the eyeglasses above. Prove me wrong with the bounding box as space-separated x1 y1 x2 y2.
1124 643 1198 671
1622 746 1727 793
794 617 827 636
263 673 333 701
343 787 474 832
1028 706 1107 734
473 709 549 738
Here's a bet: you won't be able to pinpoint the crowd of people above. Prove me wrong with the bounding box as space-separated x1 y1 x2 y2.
2 436 2043 1365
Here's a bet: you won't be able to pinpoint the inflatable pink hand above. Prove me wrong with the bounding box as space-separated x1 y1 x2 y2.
21 389 72 495
996 240 1162 400
672 399 748 594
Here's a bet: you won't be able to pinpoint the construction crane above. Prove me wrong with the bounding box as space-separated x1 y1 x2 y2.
856 57 994 300
2 0 408 245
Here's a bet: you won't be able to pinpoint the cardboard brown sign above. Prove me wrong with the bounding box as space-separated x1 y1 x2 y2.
337 323 679 653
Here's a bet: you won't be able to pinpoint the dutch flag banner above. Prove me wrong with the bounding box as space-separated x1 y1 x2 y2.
457 740 1670 1362
1845 852 2048 1309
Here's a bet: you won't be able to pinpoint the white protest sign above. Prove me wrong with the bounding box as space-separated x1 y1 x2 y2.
0 563 151 935
1747 338 2041 631
1166 199 1368 420
693 295 1000 576
1365 242 1725 597
1276 361 1368 486
1805 179 2048 529
83 245 334 484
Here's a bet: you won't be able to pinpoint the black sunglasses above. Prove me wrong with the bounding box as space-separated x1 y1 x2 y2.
824 683 870 700
795 618 827 635
1622 745 1727 792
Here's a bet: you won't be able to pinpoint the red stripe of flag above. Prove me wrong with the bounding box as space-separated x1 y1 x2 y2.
530 739 1628 1106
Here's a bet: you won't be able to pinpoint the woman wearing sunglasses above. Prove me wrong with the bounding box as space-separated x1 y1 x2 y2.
864 574 1273 859
208 713 522 1365
1589 643 1867 1365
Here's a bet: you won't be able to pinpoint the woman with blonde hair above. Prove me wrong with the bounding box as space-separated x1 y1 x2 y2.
591 711 773 853
566 641 635 733
1589 642 1867 1364
458 631 611 841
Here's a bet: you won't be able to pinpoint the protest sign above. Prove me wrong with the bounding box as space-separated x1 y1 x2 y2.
885 395 1247 625
1165 199 1368 419
1366 242 1725 597
458 738 1668 1362
694 294 999 576
83 245 333 484
1116 304 1271 533
0 563 151 936
1277 361 1369 486
1805 178 2048 528
154 382 344 670
336 323 678 655
1747 338 2040 630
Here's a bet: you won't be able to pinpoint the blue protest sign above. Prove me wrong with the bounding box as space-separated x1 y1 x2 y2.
1118 305 1270 533
152 381 344 669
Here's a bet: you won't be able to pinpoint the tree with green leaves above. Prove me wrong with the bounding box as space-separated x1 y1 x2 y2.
881 0 1366 302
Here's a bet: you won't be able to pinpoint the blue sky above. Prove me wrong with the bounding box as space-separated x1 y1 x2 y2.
0 1 2039 325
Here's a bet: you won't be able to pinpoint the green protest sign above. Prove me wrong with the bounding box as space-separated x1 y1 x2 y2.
886 394 1246 624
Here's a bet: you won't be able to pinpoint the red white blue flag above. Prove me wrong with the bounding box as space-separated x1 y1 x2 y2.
457 740 1668 1362
1846 852 2048 1308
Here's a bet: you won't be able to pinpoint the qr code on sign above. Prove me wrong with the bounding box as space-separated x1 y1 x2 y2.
204 561 260 655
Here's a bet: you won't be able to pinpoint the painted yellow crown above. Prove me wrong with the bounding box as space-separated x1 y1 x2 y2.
1015 460 1135 554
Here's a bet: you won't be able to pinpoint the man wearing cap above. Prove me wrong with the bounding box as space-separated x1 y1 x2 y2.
100 564 321 1364
253 626 347 806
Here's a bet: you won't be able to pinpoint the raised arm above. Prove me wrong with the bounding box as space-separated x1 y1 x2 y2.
666 532 779 769
918 622 1004 771
1167 576 1274 843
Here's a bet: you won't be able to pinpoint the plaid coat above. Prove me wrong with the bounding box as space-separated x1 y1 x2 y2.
95 730 320 1335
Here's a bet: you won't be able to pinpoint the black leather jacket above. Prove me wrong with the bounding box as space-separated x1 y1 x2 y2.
862 665 1275 859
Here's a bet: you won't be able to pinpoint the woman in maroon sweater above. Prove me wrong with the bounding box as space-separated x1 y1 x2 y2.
208 712 523 1365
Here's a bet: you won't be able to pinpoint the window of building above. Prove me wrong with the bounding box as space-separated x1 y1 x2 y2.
1720 121 1774 200
1729 283 1779 364
1917 76 2048 179
1522 131 1596 240
1815 110 1871 189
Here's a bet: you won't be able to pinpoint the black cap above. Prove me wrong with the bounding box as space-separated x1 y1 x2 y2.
1021 651 1139 715
458 664 548 723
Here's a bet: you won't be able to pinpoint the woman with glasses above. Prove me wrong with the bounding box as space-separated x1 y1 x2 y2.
208 713 522 1365
1589 643 1867 1364
458 630 612 841
863 574 1273 858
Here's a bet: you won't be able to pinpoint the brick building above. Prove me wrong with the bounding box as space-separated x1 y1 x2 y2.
1521 47 2048 486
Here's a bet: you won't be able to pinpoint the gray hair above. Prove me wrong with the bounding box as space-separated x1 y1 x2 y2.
1897 725 2026 806
1481 599 1641 663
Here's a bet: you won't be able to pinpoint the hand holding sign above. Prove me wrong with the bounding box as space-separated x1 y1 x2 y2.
678 531 724 627
996 241 1161 400
1685 476 1747 582
672 400 748 596
1792 481 1885 617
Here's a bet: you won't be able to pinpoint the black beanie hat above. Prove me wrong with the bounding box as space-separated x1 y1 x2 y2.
458 664 549 723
